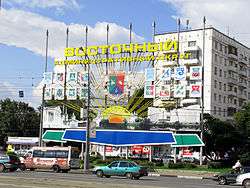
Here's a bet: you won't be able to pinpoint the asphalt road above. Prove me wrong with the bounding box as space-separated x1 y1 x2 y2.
0 170 242 188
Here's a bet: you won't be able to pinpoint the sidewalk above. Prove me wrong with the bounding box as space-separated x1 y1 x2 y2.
150 169 219 179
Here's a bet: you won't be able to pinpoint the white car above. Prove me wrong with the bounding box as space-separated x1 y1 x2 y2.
236 172 250 187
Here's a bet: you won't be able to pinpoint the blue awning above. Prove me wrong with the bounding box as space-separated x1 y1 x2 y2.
63 129 176 146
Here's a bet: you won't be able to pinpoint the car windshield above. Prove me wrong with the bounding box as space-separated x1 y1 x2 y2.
129 161 138 167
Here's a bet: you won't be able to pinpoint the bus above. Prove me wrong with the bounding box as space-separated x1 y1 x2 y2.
21 146 79 172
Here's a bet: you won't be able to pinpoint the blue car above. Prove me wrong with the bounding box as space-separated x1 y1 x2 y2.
0 155 21 172
93 161 148 179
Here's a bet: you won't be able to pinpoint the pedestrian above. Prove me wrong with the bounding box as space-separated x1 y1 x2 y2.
232 160 242 173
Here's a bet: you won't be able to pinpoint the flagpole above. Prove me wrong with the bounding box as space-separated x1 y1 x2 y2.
39 29 49 146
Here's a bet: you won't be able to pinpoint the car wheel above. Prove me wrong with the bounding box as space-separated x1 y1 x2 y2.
126 172 133 179
0 164 5 172
243 179 250 188
134 176 140 180
30 168 35 171
19 164 26 171
96 170 104 178
218 177 227 185
105 175 111 178
52 165 60 173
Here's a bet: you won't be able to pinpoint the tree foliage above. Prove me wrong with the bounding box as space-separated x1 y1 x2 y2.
203 114 243 159
0 99 40 146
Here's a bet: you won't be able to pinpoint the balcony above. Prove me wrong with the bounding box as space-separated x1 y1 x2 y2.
227 90 237 97
228 53 238 60
181 58 200 65
228 65 238 72
185 45 200 52
227 77 238 85
238 69 248 77
238 93 248 100
238 81 248 88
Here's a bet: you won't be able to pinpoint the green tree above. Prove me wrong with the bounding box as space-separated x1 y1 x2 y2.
0 98 40 146
203 114 243 159
234 102 250 142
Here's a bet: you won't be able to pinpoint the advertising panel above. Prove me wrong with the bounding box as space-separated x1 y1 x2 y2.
43 72 53 85
145 68 155 81
190 83 202 98
190 66 202 80
66 87 77 100
175 66 186 80
160 68 172 81
144 84 155 98
55 87 64 100
159 85 171 99
174 84 186 98
44 87 52 100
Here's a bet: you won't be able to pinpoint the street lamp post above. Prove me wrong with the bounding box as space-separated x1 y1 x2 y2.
39 29 49 146
83 26 90 172
200 16 206 166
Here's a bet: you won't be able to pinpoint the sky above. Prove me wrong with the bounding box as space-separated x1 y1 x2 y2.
0 0 250 108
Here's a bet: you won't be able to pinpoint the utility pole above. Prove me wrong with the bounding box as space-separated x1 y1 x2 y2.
39 29 49 146
200 16 206 166
83 26 90 172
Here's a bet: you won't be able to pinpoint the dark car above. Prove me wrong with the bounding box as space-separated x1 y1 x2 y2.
216 167 250 185
0 154 21 172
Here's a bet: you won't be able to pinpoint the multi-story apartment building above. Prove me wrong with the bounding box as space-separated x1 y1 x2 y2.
149 27 250 124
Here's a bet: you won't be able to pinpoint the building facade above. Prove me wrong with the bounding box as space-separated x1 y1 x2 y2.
149 27 250 124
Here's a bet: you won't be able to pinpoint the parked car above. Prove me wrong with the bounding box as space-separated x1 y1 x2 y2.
180 157 199 164
236 172 250 188
215 167 250 185
0 154 21 172
93 161 148 179
161 155 174 164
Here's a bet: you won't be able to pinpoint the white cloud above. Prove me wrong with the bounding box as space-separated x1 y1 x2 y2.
0 82 17 99
0 8 144 59
162 0 250 46
6 0 80 10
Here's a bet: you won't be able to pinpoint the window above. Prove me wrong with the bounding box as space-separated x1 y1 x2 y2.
214 80 217 88
234 99 237 105
224 59 227 66
223 96 226 103
44 151 55 158
224 71 227 78
109 162 119 168
214 93 217 101
215 54 218 62
214 106 217 115
214 66 217 75
224 84 226 91
48 112 54 122
55 151 68 158
219 95 222 103
219 69 222 77
119 162 129 168
218 107 221 115
223 109 226 117
219 82 222 90
219 43 223 52
214 41 218 50
225 46 227 54
33 150 44 158
188 41 196 47
234 87 237 93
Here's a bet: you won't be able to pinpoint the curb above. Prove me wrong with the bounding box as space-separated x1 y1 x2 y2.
148 173 214 180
